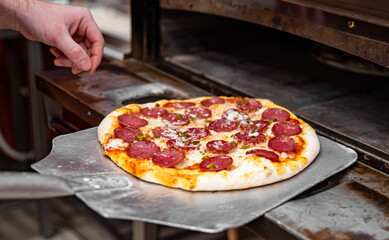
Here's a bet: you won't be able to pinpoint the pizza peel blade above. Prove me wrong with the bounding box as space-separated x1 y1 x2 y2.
31 127 357 233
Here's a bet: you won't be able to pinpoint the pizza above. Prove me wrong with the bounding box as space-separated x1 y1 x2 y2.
97 96 320 191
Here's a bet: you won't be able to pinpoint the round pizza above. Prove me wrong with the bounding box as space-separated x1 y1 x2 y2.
98 96 320 191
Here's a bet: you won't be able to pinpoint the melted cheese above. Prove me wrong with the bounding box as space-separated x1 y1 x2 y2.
136 98 276 170
103 138 128 151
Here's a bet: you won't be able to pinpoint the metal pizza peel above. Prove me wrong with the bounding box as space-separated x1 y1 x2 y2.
31 127 357 233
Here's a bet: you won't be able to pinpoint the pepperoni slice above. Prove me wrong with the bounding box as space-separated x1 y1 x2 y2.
241 120 269 131
118 114 148 128
185 128 210 140
268 136 296 152
152 127 180 139
167 139 200 150
206 140 236 153
201 97 226 107
114 127 142 143
140 107 167 118
163 113 190 126
272 122 302 136
246 149 279 162
185 108 212 119
163 102 196 109
236 98 262 112
200 156 233 171
234 131 266 145
209 119 238 132
222 108 250 123
262 108 290 121
152 148 185 167
127 141 160 159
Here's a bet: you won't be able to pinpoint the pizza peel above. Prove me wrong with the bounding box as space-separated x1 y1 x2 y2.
0 172 74 199
32 127 357 233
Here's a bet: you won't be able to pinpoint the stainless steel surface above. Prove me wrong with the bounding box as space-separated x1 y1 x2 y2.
250 162 389 239
0 172 74 199
32 127 357 233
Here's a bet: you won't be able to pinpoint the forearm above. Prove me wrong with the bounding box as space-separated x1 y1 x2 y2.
1 0 103 74
0 0 34 31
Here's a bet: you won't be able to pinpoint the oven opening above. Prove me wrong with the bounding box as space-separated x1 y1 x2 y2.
103 83 190 106
122 95 171 105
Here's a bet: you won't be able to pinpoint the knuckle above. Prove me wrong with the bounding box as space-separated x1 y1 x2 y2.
46 25 64 46
77 6 91 16
69 46 85 61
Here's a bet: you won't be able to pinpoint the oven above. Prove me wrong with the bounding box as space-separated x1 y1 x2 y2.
33 0 389 239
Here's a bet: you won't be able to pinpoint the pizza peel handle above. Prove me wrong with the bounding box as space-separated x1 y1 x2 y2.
0 172 74 199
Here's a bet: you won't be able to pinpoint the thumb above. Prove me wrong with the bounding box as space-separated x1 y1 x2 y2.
55 32 91 72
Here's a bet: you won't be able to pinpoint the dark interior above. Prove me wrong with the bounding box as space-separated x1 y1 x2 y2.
158 10 389 160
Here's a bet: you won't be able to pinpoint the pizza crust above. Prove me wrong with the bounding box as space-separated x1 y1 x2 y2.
98 96 320 191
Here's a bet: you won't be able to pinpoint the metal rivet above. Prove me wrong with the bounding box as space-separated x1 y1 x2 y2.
348 21 355 28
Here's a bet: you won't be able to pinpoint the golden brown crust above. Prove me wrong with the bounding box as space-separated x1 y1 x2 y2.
98 96 320 191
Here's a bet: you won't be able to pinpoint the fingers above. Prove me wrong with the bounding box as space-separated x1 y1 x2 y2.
49 47 62 58
85 19 104 74
50 42 92 74
88 40 104 74
54 27 92 73
50 47 72 67
48 8 104 75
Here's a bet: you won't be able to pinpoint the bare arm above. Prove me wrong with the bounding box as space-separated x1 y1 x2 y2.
0 0 104 74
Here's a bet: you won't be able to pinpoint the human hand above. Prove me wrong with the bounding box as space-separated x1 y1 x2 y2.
12 0 104 74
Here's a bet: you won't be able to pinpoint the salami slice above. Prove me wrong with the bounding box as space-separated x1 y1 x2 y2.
200 156 233 171
272 122 302 136
236 98 262 112
118 114 148 128
206 140 236 153
152 148 185 167
185 108 212 119
167 139 200 150
262 108 290 121
152 127 180 139
127 140 160 159
208 119 238 132
268 136 296 152
241 120 269 131
185 128 210 140
222 108 249 123
140 107 167 118
200 97 226 107
163 102 196 109
163 113 190 126
114 127 142 143
234 131 266 145
246 149 279 162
